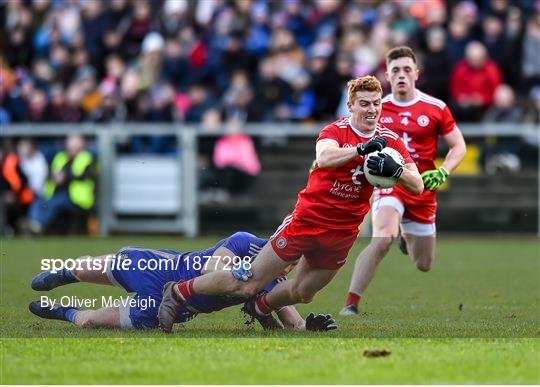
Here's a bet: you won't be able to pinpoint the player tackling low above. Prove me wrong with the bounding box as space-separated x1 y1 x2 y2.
340 47 467 316
29 231 336 332
158 75 424 332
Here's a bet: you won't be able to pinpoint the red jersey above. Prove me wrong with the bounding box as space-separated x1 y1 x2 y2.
292 117 413 230
380 90 456 173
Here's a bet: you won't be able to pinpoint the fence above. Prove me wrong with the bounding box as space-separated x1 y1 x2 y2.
1 123 538 236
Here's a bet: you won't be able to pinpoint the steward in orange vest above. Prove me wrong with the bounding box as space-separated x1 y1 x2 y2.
1 152 34 205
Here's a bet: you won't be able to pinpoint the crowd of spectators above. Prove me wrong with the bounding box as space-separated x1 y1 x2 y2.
1 0 539 131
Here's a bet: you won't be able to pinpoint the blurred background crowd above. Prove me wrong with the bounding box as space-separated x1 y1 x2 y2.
1 0 539 236
1 0 539 128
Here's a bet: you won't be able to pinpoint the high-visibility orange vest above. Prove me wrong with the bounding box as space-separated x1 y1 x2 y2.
2 153 34 205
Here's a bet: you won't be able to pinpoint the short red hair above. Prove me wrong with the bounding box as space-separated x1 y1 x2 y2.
347 75 383 103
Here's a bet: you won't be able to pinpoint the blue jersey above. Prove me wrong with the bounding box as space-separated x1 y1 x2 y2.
108 232 283 329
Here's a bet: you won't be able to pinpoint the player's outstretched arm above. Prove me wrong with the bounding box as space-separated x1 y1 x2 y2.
276 305 337 332
276 305 304 329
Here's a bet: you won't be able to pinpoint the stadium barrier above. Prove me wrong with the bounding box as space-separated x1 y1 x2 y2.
1 123 538 236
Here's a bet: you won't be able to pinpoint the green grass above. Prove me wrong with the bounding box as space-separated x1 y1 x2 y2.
1 236 539 384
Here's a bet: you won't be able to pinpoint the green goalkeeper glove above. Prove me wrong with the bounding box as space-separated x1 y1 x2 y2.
421 167 449 191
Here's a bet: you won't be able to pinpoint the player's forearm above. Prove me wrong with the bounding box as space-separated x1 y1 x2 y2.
399 166 423 195
441 143 467 173
316 146 358 168
441 127 467 173
276 305 305 330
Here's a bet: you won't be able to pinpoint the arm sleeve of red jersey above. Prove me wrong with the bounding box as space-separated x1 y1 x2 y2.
439 105 457 136
317 124 340 143
392 138 414 164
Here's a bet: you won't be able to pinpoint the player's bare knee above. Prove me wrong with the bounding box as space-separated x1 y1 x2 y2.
415 260 432 272
291 285 315 304
414 254 434 272
297 290 314 304
371 236 394 255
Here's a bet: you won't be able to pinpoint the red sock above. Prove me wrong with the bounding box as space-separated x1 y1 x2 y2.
345 292 361 307
174 279 196 301
254 294 274 316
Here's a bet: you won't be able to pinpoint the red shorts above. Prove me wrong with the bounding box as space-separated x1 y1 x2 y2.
270 214 359 270
373 186 437 224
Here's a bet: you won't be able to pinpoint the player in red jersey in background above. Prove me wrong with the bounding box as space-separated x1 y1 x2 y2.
341 47 467 316
158 75 423 332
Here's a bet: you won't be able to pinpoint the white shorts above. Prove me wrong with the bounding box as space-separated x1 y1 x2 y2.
373 196 436 237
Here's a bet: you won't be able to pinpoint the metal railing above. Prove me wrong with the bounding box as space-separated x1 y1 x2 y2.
1 123 539 236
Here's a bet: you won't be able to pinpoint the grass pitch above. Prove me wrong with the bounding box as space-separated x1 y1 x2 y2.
1 235 539 384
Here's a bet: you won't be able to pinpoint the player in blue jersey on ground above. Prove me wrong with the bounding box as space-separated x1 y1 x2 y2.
29 232 336 332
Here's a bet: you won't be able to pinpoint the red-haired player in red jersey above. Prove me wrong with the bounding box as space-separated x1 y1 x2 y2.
157 76 423 332
341 47 467 316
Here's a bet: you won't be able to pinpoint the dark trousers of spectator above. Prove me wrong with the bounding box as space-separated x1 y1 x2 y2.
451 103 485 122
216 166 254 194
200 166 255 194
28 195 45 224
30 190 79 228
0 196 29 236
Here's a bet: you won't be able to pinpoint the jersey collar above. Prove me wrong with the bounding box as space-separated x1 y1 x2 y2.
349 117 377 138
388 89 421 107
